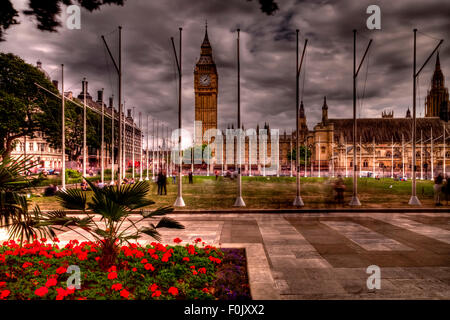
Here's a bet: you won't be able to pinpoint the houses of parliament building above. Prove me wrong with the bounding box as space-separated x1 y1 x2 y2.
194 26 449 178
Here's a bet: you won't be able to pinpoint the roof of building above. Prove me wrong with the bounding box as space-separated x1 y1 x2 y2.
329 117 446 143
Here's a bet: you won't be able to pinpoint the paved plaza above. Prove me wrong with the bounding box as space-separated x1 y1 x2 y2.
2 211 450 299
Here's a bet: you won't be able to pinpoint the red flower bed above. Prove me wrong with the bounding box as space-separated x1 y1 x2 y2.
0 238 249 300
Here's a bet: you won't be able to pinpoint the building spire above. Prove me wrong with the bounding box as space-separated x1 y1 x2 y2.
322 96 328 124
299 100 305 118
201 22 211 50
436 51 441 70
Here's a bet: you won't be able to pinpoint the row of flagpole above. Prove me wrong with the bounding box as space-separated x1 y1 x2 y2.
55 26 444 210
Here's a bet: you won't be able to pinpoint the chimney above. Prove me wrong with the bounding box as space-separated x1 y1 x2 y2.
52 80 59 90
82 78 88 93
97 90 103 103
127 109 131 118
109 97 113 109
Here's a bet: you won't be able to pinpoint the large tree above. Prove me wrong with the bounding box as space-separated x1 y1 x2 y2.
0 53 60 159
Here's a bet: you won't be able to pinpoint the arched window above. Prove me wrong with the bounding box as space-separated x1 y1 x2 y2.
321 146 326 154
386 151 391 157
363 160 368 167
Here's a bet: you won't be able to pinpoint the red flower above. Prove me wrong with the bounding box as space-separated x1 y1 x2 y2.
45 278 57 287
194 238 202 243
40 238 47 243
35 286 49 297
132 267 137 272
173 237 182 244
0 290 10 299
0 282 5 288
182 257 190 262
107 266 117 272
149 283 158 292
152 290 161 297
120 289 130 299
111 283 123 291
198 267 206 274
144 263 155 271
192 270 198 275
187 245 196 255
34 270 40 276
22 262 32 269
108 271 118 280
202 288 209 293
168 287 179 296
56 266 67 274
140 258 148 264
55 287 67 300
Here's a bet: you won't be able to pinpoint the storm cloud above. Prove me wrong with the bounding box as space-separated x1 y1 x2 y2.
1 0 449 137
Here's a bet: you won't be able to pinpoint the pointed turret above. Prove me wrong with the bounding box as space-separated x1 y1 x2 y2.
200 22 212 57
432 52 444 88
406 108 411 118
321 96 328 124
299 100 305 118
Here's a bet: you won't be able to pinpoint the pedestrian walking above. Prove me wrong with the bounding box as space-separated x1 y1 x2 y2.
434 173 444 206
157 171 163 195
188 171 193 184
334 175 346 205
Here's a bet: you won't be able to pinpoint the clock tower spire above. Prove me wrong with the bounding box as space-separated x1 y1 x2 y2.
194 23 218 142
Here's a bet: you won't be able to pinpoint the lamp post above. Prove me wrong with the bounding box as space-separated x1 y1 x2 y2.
350 30 372 206
409 29 442 205
171 28 186 207
293 29 307 206
61 64 66 190
233 29 245 207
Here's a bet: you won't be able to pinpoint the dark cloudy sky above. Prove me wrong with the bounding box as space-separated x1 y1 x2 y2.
2 0 449 139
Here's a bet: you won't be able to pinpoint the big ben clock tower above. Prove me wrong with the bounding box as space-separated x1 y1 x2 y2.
194 24 218 143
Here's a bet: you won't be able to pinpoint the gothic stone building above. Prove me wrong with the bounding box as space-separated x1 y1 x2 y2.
194 28 448 178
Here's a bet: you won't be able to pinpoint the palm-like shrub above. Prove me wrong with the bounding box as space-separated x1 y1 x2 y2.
37 180 184 269
0 154 52 242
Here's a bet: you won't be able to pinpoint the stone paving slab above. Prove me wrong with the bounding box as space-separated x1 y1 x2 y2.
2 212 450 299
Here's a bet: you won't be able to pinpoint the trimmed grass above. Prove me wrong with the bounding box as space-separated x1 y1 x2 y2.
30 176 448 210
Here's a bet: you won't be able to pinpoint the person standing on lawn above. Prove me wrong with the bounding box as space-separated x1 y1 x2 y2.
161 170 167 195
157 171 163 195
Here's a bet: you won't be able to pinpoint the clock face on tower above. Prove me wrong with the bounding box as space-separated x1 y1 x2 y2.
199 74 211 86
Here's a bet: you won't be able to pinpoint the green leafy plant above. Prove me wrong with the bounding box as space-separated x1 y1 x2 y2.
0 153 51 243
37 180 184 269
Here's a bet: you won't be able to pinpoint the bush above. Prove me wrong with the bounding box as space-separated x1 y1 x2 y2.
65 169 81 179
0 238 250 300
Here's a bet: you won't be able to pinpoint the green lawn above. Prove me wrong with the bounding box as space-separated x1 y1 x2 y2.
30 176 448 210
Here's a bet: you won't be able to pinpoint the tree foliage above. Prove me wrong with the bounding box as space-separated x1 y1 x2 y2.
0 0 126 41
0 53 60 159
288 145 311 165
